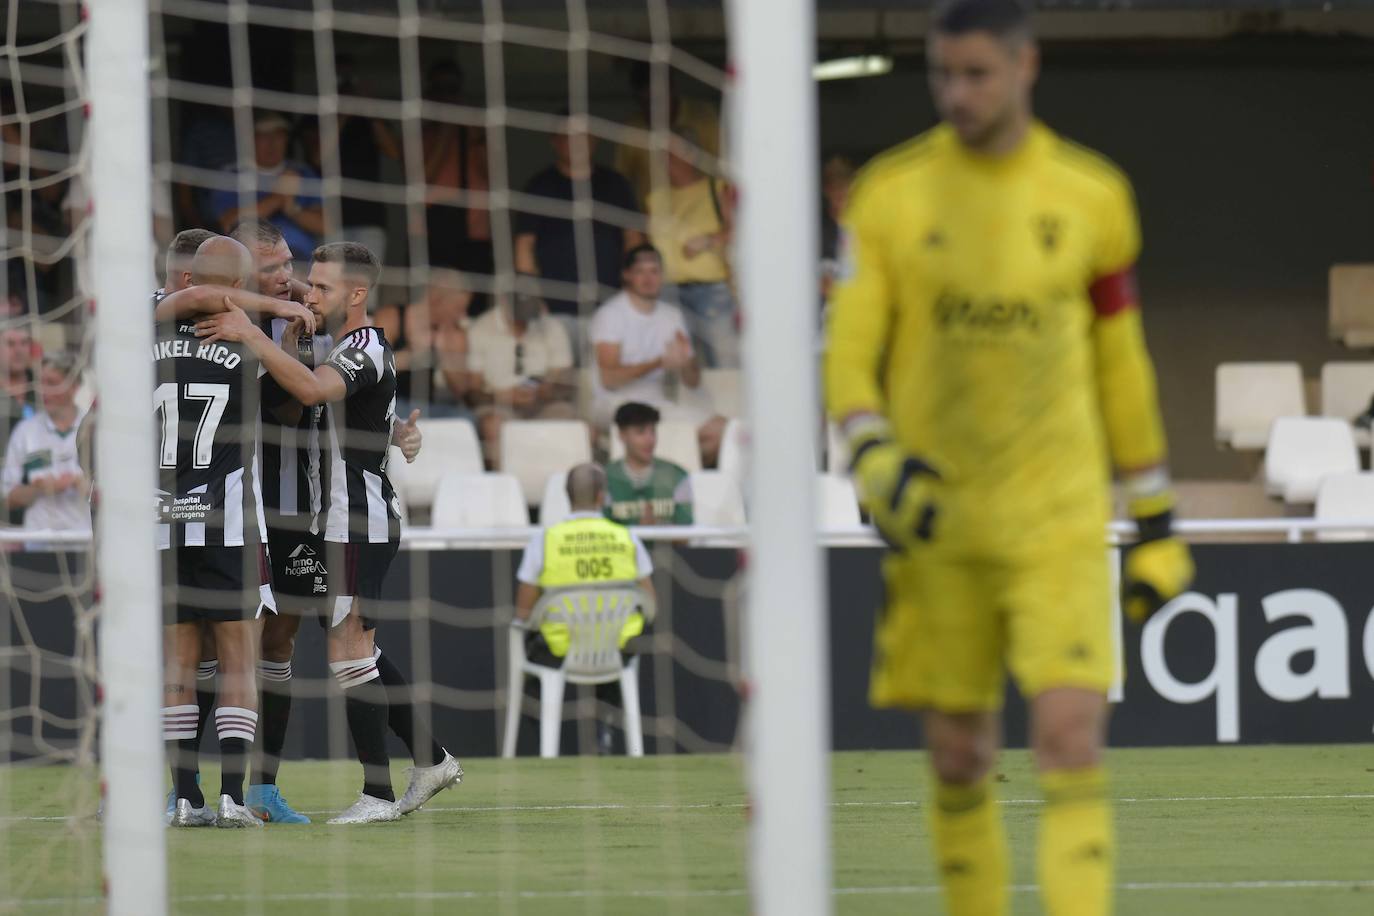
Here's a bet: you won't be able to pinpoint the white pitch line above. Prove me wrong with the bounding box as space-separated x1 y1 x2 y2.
8 879 1374 907
5 792 1373 823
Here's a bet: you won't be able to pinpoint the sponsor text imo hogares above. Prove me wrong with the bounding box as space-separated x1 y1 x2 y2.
1128 544 1374 743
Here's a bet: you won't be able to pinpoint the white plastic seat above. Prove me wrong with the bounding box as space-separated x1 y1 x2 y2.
609 420 702 472
716 419 748 479
430 472 529 528
501 584 650 759
690 470 746 526
1314 471 1374 541
538 470 572 527
387 418 483 511
1319 362 1374 447
816 474 861 528
1263 417 1359 504
499 419 592 505
825 421 850 475
1215 362 1306 450
1329 264 1374 348
701 368 743 418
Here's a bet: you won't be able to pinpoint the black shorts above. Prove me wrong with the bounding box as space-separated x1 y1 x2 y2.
322 539 399 630
266 527 329 604
161 545 270 625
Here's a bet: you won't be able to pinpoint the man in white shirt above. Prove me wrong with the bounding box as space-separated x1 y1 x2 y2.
467 289 577 466
590 245 725 466
3 351 90 545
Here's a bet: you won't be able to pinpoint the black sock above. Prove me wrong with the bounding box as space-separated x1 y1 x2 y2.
344 682 394 802
375 651 443 768
195 687 215 762
253 676 292 786
169 738 204 809
218 737 250 805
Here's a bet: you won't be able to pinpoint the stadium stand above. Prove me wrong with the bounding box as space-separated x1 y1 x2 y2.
1263 416 1359 504
1215 361 1306 450
716 418 749 479
825 420 849 475
387 418 484 512
815 474 861 528
1328 264 1374 348
499 419 593 506
701 368 744 418
538 470 573 527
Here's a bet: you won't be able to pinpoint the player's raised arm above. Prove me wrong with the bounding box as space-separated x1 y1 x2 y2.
195 300 345 405
154 282 315 334
1087 173 1193 621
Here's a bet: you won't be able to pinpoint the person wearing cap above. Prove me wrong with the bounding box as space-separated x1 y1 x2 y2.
210 111 325 260
465 286 577 467
2 351 90 546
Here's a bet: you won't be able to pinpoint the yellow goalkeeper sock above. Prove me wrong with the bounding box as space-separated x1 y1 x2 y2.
1038 766 1114 916
928 775 1009 916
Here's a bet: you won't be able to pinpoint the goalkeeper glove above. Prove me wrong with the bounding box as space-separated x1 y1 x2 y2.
1122 486 1194 624
846 416 941 550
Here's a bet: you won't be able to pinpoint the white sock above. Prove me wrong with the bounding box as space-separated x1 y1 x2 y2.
330 657 380 689
162 704 198 741
258 659 292 684
196 659 218 682
215 706 259 743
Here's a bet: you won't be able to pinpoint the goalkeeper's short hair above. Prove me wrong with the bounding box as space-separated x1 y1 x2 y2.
932 0 1032 41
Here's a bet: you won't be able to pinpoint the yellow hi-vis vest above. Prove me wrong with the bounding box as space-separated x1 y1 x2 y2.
536 516 644 657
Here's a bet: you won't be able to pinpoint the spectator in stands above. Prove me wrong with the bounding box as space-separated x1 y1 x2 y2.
421 60 493 277
615 62 722 209
514 461 655 753
375 268 475 421
3 351 90 543
819 155 854 309
293 56 401 266
605 402 693 526
514 112 645 361
0 323 37 447
591 244 726 466
467 288 577 467
210 111 325 261
174 103 235 229
645 130 736 368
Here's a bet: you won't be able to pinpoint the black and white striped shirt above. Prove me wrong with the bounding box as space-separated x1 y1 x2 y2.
153 318 267 550
322 327 401 544
257 318 333 533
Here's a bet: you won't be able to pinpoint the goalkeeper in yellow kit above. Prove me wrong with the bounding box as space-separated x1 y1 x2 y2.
824 2 1194 914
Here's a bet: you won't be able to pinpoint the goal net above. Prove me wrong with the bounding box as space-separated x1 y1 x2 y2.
2 0 826 912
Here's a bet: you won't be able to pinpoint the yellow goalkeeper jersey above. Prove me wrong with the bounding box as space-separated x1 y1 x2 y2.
826 121 1156 558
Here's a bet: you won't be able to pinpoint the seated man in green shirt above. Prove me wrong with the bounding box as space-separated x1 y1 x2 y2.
605 401 694 525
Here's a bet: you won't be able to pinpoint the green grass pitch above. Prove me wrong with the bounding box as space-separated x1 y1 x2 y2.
2 745 1371 914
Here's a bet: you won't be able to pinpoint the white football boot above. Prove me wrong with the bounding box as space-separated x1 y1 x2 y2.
169 798 216 828
215 795 264 828
396 751 464 816
328 793 401 825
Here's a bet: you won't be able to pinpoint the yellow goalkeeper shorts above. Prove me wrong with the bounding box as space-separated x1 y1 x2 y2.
869 543 1114 712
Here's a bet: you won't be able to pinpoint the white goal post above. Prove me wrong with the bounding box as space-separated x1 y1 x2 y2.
88 0 166 913
729 0 833 913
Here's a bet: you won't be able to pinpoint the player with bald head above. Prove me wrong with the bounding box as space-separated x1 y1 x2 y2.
190 235 255 288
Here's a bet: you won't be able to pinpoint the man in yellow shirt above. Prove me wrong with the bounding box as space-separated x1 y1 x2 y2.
824 2 1194 914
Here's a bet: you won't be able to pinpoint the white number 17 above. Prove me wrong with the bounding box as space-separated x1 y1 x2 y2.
154 382 230 469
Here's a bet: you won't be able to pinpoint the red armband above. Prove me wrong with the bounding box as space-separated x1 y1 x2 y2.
1090 267 1139 317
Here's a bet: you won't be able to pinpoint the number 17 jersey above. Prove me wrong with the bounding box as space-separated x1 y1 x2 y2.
153 317 266 550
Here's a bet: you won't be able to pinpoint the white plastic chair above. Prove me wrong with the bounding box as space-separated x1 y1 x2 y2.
388 418 483 511
1329 264 1374 348
701 368 743 418
1319 362 1374 447
816 474 861 528
499 419 592 505
501 584 651 759
825 421 850 475
1263 417 1359 504
609 420 702 472
1215 362 1305 450
690 470 747 526
430 472 528 528
1314 471 1374 542
538 470 572 527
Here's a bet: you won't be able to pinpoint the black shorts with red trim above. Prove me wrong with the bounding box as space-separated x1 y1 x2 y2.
321 539 399 630
161 545 272 625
